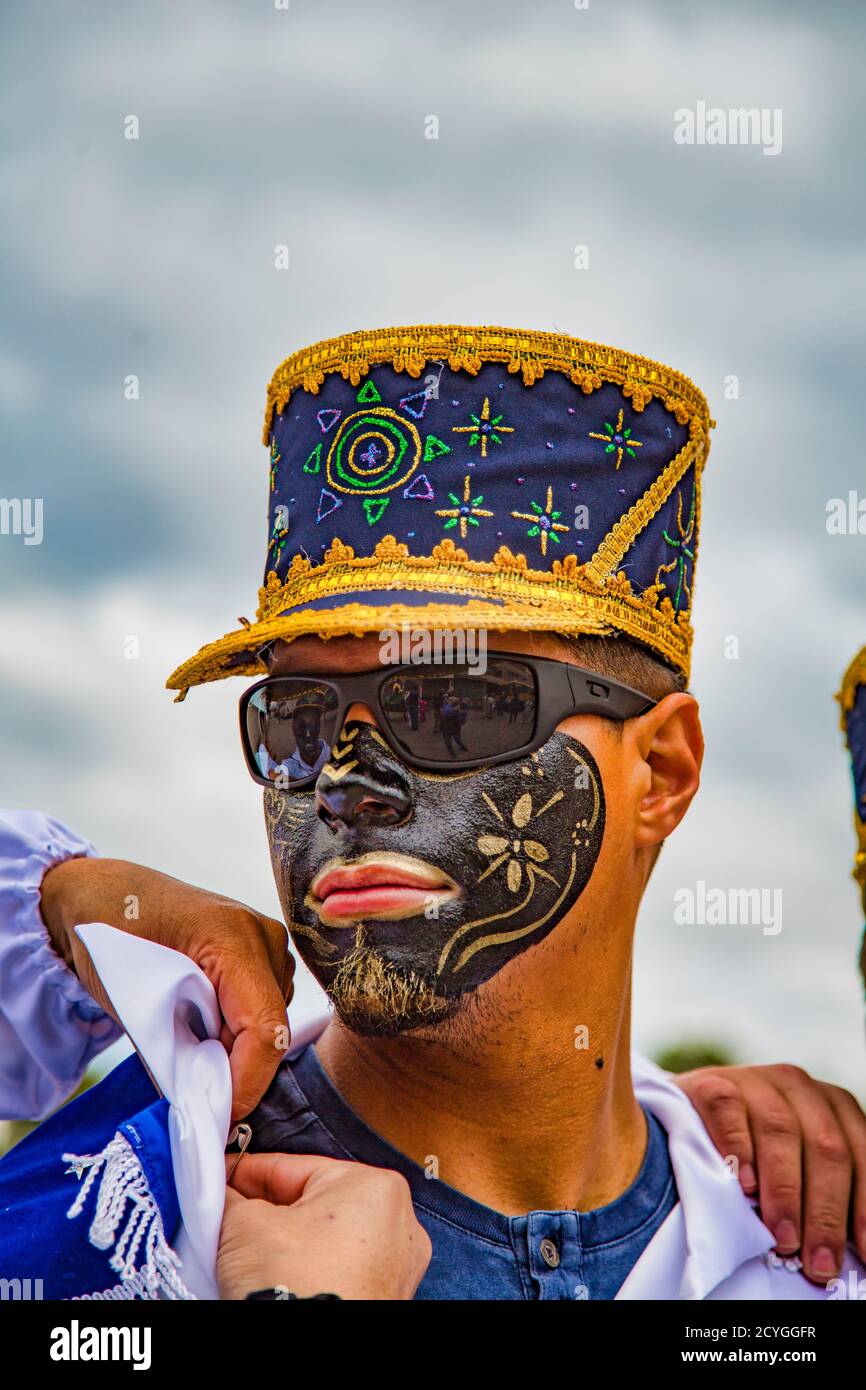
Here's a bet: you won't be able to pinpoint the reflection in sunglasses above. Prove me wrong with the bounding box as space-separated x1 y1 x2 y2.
243 661 539 781
382 662 536 764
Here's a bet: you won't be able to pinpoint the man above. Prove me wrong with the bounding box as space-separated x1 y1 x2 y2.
1 324 864 1300
439 691 468 756
403 683 421 732
284 703 330 782
255 698 329 783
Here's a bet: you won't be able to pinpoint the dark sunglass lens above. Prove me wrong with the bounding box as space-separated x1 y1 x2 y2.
380 659 537 765
244 681 340 785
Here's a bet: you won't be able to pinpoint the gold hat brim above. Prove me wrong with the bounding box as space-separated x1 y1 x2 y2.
167 597 619 702
165 547 693 702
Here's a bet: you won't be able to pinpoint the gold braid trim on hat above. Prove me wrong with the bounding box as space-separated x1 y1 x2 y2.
168 581 692 703
167 524 696 702
262 323 714 444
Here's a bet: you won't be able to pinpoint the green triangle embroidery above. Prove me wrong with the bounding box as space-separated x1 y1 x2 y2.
356 380 382 404
303 444 322 474
423 434 451 462
362 496 390 526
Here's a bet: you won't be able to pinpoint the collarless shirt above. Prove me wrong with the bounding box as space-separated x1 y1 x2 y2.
249 1043 678 1301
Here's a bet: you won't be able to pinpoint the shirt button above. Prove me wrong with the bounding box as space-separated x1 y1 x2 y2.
539 1237 560 1269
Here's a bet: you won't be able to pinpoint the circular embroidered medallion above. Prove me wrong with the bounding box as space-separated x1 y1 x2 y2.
327 408 422 494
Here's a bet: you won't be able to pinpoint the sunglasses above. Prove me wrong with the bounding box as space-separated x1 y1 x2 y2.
239 653 656 790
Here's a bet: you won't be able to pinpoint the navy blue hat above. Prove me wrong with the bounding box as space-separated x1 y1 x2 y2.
838 648 866 915
167 325 712 700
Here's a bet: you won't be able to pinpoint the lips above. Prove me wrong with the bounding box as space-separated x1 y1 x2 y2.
306 852 460 924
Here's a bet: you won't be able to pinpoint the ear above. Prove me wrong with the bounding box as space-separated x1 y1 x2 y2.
630 693 703 849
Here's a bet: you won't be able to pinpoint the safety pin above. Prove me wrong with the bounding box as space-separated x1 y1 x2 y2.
225 1122 253 1183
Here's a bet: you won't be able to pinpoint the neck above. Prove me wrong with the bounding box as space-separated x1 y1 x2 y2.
314 943 645 1216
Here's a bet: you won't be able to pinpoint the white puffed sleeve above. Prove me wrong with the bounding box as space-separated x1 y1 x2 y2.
0 809 121 1120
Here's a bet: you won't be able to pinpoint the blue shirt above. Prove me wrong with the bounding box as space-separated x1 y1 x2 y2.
250 1043 678 1300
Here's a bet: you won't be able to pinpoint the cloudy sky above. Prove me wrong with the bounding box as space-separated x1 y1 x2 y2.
2 0 865 1090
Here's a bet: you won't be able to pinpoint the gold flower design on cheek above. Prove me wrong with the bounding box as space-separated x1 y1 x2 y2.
476 789 564 894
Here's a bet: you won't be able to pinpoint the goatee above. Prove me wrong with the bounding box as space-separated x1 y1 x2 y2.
327 930 459 1037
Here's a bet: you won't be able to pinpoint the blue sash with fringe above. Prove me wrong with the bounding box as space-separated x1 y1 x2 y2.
0 1054 186 1300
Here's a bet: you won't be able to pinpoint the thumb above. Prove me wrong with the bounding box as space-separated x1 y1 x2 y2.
228 1151 343 1206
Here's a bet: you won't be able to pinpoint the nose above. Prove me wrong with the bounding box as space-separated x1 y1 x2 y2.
315 716 414 833
315 769 411 831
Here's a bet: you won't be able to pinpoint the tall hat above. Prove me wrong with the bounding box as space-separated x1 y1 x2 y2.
837 647 866 917
167 325 713 700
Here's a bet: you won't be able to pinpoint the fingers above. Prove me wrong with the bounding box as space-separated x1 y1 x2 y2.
737 1070 810 1259
820 1082 866 1263
676 1070 758 1195
678 1065 807 1254
251 915 294 998
220 953 290 1121
203 928 295 1122
768 1066 851 1283
226 1151 344 1205
42 858 298 1126
227 1024 288 1124
683 1062 863 1283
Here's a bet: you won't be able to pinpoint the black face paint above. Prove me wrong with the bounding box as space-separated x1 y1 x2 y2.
265 721 605 1034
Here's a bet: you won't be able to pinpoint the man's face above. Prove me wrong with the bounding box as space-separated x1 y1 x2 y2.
263 632 616 1037
292 707 323 766
264 702 296 761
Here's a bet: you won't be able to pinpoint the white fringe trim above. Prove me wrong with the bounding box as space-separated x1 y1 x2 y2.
63 1132 195 1301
